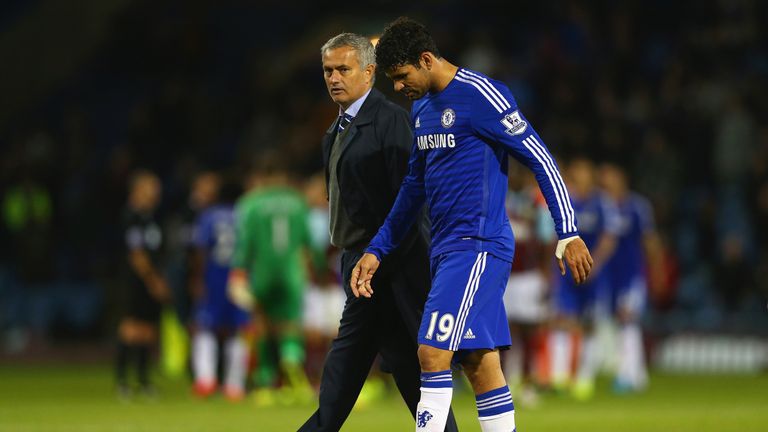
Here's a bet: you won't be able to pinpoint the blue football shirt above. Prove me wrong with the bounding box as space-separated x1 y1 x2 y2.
570 191 621 250
193 204 236 304
556 190 620 297
608 193 655 288
367 68 578 262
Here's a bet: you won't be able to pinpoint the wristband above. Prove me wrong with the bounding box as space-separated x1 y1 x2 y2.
555 236 580 259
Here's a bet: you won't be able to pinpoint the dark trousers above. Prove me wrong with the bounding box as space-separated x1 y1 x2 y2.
298 244 459 432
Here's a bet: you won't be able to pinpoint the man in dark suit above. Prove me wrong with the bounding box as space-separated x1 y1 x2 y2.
298 33 458 432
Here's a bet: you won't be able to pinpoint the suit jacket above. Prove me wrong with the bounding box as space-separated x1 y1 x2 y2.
323 88 425 257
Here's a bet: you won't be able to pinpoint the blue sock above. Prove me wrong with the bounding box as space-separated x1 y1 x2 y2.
476 385 515 431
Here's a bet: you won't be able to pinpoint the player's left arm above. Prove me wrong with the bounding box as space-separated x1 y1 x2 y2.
469 80 592 283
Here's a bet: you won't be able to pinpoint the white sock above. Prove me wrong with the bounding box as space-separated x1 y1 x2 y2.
618 324 647 388
224 336 248 392
416 370 453 431
193 331 217 386
576 333 597 383
476 386 516 432
550 330 572 386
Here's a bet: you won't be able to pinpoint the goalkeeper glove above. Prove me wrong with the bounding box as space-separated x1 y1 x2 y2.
228 270 255 311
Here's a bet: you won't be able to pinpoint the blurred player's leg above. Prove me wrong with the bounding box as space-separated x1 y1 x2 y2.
616 323 647 391
253 335 278 390
192 330 217 396
223 336 248 400
550 277 580 391
502 274 525 391
250 280 278 404
572 299 600 400
116 318 158 396
503 270 548 405
615 279 648 392
303 283 344 390
115 339 132 395
302 285 326 388
502 340 523 391
277 271 312 401
549 328 572 390
278 321 312 398
573 331 597 400
136 343 151 391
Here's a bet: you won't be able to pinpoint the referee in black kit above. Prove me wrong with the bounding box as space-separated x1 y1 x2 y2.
298 33 458 431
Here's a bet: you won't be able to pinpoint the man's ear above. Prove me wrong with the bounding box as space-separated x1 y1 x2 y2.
420 52 433 70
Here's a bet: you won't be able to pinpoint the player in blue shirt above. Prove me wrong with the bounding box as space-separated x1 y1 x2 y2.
601 163 664 393
549 158 620 400
351 17 593 432
189 173 250 401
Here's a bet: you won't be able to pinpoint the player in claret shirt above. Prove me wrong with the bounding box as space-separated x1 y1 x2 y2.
352 17 594 432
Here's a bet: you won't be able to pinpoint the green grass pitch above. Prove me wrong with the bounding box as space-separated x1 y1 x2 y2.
1 364 767 431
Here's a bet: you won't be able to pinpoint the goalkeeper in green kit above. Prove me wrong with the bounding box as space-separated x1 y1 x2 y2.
228 154 313 404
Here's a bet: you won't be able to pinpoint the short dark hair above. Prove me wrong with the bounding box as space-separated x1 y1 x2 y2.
375 17 440 71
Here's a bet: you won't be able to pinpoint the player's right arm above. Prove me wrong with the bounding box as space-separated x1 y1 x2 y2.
352 140 427 297
467 76 592 283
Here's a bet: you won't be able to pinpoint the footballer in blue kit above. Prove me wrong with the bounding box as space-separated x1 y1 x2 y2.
193 204 250 331
190 188 250 401
601 163 664 393
549 158 620 399
607 193 654 315
554 159 621 319
553 190 613 316
352 17 594 432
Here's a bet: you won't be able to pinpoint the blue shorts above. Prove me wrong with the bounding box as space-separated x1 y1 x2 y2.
554 272 606 320
609 274 647 317
418 251 512 352
194 298 251 330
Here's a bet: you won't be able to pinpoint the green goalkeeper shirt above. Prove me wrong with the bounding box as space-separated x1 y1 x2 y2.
231 186 311 280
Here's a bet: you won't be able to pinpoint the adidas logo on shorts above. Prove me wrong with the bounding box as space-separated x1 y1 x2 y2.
463 328 476 340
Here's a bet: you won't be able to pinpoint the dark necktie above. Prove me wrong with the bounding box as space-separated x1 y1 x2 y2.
337 113 353 133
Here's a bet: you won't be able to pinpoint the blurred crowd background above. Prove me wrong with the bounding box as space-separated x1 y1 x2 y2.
1 0 766 364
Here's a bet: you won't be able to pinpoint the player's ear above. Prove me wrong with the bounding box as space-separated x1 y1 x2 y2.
420 52 432 70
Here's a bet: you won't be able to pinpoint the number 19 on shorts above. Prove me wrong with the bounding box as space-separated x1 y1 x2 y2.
425 311 455 342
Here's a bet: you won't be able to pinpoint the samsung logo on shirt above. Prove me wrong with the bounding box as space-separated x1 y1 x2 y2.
417 133 455 150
